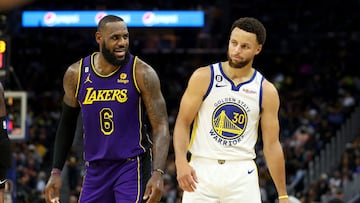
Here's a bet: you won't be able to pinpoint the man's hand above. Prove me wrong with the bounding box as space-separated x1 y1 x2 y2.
44 174 62 203
176 161 198 192
143 172 164 203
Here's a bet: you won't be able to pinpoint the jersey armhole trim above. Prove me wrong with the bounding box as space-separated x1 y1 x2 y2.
203 65 214 100
74 58 83 99
259 76 265 112
132 56 141 93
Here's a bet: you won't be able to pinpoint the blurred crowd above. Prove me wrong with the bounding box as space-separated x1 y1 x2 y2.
1 0 360 202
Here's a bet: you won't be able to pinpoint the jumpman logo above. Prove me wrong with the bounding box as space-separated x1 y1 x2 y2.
84 74 93 84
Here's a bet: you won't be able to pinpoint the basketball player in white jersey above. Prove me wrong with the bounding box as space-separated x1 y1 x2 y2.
173 17 289 203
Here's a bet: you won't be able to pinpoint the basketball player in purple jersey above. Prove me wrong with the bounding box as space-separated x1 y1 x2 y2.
44 15 170 203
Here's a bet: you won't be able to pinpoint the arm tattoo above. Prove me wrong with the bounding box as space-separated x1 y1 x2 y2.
142 69 168 125
141 67 170 170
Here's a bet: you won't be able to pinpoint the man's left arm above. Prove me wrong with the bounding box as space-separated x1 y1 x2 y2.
136 59 170 202
138 60 170 173
261 80 289 202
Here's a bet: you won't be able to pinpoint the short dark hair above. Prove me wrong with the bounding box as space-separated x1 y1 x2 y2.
230 17 266 45
97 15 124 32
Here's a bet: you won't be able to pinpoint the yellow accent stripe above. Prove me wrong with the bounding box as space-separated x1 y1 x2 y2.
133 56 141 93
74 58 83 99
135 56 147 151
255 121 259 141
188 115 199 150
135 156 141 203
90 52 96 68
133 56 146 151
90 52 120 77
138 96 146 152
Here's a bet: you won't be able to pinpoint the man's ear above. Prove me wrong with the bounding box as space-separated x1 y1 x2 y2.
95 32 102 44
255 44 262 55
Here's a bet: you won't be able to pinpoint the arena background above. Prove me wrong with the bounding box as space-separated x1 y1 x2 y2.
0 0 359 202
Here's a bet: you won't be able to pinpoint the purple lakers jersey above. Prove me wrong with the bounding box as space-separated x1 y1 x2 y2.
76 52 151 162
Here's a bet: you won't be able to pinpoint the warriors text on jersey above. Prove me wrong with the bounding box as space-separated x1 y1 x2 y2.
76 52 151 162
189 62 265 160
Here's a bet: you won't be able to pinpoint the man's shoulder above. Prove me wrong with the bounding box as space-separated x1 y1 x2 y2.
193 66 211 76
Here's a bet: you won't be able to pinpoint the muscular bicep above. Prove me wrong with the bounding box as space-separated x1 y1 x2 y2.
136 62 168 130
62 62 80 107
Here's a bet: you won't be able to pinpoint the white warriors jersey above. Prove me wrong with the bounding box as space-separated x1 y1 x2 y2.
189 62 265 160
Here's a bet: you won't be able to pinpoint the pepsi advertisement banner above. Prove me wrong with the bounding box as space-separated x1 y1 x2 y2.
22 10 204 28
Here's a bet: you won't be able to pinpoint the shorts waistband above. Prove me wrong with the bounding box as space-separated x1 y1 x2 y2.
85 157 137 167
190 156 252 165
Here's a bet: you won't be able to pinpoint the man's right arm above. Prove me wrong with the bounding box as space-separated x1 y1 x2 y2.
173 67 210 192
45 62 81 203
51 62 81 170
173 67 210 162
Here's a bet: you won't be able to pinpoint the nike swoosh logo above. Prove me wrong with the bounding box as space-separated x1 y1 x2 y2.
0 179 7 184
247 169 255 174
215 84 227 88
